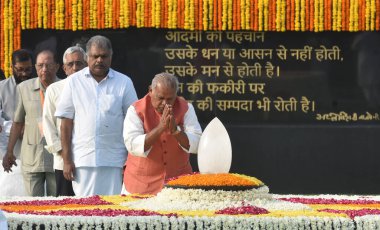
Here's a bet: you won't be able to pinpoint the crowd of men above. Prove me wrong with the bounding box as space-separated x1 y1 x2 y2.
0 35 202 197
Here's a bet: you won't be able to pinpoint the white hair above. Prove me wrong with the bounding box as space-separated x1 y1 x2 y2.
151 72 179 93
63 45 87 64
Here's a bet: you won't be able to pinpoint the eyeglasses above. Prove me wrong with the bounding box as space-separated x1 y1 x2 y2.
35 63 56 70
65 61 85 68
13 66 33 73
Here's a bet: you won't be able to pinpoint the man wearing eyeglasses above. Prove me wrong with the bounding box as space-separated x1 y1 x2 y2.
43 45 87 196
3 49 60 196
0 49 33 196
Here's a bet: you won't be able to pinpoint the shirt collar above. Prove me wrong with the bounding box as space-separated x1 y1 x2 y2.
84 67 114 79
33 76 59 91
10 76 17 85
33 77 41 91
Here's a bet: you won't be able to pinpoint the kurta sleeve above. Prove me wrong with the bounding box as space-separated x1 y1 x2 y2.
123 105 151 157
182 103 202 154
55 78 74 119
43 85 62 154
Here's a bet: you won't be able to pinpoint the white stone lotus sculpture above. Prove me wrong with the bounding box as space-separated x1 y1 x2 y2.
197 117 232 174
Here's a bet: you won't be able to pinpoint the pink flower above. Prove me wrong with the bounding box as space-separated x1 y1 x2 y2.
15 208 177 217
0 196 112 206
216 205 269 215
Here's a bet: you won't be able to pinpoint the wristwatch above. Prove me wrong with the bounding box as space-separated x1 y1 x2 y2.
172 125 181 135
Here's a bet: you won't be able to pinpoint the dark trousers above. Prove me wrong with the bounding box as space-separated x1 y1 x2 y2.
55 169 75 196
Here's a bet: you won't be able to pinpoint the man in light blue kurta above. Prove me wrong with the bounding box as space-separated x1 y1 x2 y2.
0 49 34 196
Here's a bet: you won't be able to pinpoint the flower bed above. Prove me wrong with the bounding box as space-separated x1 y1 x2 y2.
2 194 380 229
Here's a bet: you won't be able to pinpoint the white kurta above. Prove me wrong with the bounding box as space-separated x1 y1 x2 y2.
0 120 27 197
123 103 202 157
55 67 138 196
0 77 27 197
43 79 65 170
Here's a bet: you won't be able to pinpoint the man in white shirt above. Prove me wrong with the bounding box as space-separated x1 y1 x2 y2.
123 72 202 194
55 35 138 196
43 45 87 196
0 49 34 196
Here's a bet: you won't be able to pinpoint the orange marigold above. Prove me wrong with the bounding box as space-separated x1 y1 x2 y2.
166 173 264 187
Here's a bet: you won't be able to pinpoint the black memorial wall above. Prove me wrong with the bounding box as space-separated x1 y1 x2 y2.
22 28 380 194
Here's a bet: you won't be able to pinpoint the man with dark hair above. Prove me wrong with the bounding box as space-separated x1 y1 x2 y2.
0 49 34 196
3 49 60 196
56 35 138 196
0 69 5 81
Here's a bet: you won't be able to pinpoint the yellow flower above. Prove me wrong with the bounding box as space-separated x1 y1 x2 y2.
42 0 47 28
222 0 227 30
26 0 31 29
247 0 251 29
295 0 300 31
365 0 370 30
314 0 319 32
282 0 286 31
72 0 78 31
370 0 375 30
166 173 264 187
172 0 177 28
240 0 245 29
90 0 97 29
319 0 324 31
208 0 213 29
203 0 208 30
189 0 195 30
337 0 342 31
37 0 42 27
300 0 305 31
264 0 269 31
21 0 26 29
258 0 263 31
228 0 233 30
155 0 161 28
77 0 83 30
275 0 281 31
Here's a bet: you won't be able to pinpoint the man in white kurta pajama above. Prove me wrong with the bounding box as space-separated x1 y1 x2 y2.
55 36 137 196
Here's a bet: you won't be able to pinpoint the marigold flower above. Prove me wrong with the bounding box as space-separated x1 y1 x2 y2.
166 173 264 187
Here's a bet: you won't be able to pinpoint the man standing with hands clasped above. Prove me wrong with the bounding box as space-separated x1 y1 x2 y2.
55 35 137 196
123 72 202 195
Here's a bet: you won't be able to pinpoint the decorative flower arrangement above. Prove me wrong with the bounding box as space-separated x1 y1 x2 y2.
1 0 380 76
166 172 264 187
1 175 380 229
123 186 274 211
215 205 269 215
2 193 380 229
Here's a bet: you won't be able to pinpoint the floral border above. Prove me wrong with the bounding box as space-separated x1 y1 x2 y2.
2 194 380 229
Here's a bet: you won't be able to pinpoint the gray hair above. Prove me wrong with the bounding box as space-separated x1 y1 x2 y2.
151 72 179 93
86 35 113 56
63 45 87 64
